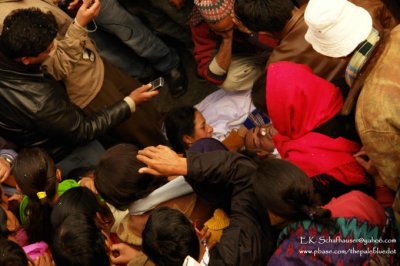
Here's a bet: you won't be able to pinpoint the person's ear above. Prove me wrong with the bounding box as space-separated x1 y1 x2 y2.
183 135 194 146
56 168 62 182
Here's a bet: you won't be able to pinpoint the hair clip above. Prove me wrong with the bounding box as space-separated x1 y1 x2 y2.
37 191 47 200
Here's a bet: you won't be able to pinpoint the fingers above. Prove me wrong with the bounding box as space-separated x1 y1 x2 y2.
354 150 367 157
231 15 239 26
67 0 80 10
138 146 162 157
8 193 23 203
34 253 53 266
110 253 124 265
130 85 159 104
109 243 138 264
354 155 369 169
111 243 125 252
137 84 152 92
137 165 163 176
79 177 98 194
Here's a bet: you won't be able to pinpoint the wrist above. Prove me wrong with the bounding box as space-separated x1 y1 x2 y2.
123 96 136 112
222 36 233 42
178 157 188 176
73 18 86 29
73 18 98 33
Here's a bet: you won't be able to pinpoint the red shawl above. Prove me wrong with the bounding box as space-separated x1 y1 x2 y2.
266 61 365 185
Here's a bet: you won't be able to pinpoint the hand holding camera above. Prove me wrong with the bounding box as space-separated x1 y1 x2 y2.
129 84 160 105
75 0 100 27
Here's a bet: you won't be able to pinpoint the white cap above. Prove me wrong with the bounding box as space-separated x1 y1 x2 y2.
304 0 373 58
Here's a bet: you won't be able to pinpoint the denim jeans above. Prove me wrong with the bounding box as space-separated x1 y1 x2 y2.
56 140 105 177
121 0 193 49
92 0 179 74
90 29 155 78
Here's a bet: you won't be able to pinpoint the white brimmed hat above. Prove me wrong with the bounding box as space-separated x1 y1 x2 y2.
304 0 373 58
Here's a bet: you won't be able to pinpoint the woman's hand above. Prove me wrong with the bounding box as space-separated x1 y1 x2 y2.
110 243 140 265
137 145 187 176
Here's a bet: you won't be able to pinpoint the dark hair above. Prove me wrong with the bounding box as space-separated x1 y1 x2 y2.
0 187 9 240
94 144 167 210
0 208 10 239
164 106 197 153
382 0 400 21
0 8 57 59
12 147 58 244
0 238 28 266
51 187 113 230
52 214 109 266
142 207 200 266
253 159 331 223
64 166 95 182
251 72 268 115
234 0 294 33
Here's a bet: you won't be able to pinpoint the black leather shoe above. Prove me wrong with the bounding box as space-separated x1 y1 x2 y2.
165 64 187 98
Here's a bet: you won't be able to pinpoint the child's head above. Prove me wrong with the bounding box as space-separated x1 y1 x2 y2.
94 144 167 210
0 8 57 63
142 207 200 266
13 147 59 199
51 187 114 232
12 147 60 243
253 158 330 226
234 0 295 33
0 238 29 266
164 106 213 153
52 214 109 266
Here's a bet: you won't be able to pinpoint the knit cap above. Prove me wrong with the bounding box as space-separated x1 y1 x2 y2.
194 0 234 23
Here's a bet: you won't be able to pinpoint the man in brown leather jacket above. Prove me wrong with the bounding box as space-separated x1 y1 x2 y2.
0 8 160 163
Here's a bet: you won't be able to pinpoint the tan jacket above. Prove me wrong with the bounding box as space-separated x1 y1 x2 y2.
43 22 104 108
0 0 104 108
356 25 400 191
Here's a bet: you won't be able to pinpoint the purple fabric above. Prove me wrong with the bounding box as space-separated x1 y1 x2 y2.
187 138 228 153
23 241 48 260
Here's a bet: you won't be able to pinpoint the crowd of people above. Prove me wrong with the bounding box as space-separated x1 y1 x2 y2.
0 0 399 265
